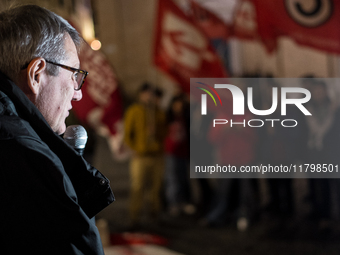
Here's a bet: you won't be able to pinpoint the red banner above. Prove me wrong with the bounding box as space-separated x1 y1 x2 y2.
190 0 230 39
73 42 122 135
231 0 259 40
72 42 129 159
253 0 340 54
153 0 227 93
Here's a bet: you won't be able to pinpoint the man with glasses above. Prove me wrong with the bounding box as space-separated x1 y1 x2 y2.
0 5 114 254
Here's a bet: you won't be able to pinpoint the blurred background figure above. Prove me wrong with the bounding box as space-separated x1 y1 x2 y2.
200 92 259 230
304 79 339 226
153 87 164 109
190 96 214 217
164 94 194 216
124 83 166 228
259 78 308 220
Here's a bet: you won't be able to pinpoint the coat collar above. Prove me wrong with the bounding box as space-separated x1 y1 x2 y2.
0 71 85 175
0 71 52 132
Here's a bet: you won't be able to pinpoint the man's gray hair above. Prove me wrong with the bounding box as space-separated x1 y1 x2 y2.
0 5 82 81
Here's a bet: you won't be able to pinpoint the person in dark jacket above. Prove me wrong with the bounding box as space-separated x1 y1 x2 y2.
0 5 114 255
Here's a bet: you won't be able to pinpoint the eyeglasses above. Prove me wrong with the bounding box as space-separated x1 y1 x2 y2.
45 60 88 91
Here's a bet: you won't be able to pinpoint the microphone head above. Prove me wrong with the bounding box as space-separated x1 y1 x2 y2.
63 125 88 149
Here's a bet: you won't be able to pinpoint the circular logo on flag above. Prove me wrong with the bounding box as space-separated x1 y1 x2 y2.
285 0 333 27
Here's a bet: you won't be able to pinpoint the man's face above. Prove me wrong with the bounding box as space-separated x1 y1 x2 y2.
36 34 82 135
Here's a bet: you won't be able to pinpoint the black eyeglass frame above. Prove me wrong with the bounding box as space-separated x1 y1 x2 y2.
45 60 88 91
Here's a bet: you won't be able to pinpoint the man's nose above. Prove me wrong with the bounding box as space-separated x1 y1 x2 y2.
72 89 82 101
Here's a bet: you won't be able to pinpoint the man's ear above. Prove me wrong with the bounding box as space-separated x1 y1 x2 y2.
26 57 47 95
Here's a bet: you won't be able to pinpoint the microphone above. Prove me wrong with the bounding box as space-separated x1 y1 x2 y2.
63 125 88 156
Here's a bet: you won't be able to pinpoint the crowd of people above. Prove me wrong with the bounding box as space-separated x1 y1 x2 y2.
123 78 340 232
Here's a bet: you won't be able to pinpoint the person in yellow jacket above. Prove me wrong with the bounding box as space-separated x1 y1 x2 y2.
124 83 167 227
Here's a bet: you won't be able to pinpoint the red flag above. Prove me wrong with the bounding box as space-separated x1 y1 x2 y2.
190 0 230 39
231 0 259 40
253 0 340 54
73 43 128 159
153 0 227 93
74 42 122 134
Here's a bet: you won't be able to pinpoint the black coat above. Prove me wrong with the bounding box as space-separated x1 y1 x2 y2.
0 72 115 254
